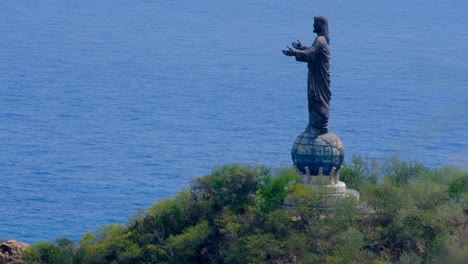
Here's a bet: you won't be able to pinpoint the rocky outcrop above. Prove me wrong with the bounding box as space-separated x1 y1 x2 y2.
0 240 29 264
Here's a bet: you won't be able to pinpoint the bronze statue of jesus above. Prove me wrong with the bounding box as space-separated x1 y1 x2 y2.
283 16 331 135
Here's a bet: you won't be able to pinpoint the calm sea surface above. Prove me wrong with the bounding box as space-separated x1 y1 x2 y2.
1 0 467 243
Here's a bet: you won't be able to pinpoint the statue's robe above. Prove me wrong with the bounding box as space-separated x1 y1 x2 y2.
295 35 331 134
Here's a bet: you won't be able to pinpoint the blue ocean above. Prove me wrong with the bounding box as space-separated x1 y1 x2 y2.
1 0 467 243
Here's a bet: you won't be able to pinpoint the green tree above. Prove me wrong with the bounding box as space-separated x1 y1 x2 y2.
383 156 426 187
257 167 301 212
19 161 468 264
165 221 211 263
192 165 263 213
22 241 73 264
340 155 380 190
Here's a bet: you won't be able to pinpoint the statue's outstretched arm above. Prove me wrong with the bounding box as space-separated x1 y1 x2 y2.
282 46 296 56
294 45 316 62
292 40 308 50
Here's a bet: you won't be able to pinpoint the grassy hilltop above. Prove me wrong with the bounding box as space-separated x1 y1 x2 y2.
5 156 468 264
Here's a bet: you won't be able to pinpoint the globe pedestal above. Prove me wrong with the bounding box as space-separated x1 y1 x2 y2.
291 131 344 180
291 131 359 200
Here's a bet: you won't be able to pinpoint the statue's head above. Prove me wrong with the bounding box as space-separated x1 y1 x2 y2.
313 16 329 44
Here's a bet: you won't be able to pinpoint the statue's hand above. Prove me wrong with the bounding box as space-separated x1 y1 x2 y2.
282 46 296 56
292 40 304 50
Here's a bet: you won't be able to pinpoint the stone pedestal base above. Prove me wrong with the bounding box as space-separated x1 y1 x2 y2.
305 180 360 200
325 181 347 194
324 181 360 200
283 178 360 213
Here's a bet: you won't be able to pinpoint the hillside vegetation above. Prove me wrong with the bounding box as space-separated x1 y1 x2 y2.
9 156 468 264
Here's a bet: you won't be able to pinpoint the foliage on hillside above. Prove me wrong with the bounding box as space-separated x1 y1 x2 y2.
19 156 468 264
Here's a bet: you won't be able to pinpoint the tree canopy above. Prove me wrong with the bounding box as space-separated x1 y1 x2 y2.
14 156 468 264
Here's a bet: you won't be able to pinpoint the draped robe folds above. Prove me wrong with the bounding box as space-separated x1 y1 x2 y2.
294 35 331 135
